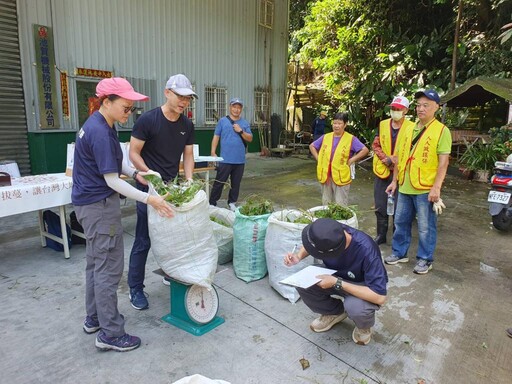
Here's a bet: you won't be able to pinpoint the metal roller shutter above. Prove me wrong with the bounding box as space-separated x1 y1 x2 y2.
0 0 30 175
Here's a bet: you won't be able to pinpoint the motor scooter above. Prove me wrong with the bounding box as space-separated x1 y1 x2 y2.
488 154 512 231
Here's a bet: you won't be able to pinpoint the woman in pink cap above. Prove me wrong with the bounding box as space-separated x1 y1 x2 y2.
72 77 174 352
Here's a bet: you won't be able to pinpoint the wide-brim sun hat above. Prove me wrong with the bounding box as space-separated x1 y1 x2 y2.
96 77 149 101
301 218 347 259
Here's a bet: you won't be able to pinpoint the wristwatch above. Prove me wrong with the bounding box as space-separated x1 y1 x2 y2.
132 169 140 180
333 277 343 291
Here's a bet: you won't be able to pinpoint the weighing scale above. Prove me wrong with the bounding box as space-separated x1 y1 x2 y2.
161 276 225 336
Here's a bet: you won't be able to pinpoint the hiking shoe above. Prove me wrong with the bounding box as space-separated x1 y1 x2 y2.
310 312 348 333
228 202 237 212
506 328 512 338
83 316 100 334
352 327 372 345
384 255 409 265
413 259 433 274
95 330 141 352
129 288 149 310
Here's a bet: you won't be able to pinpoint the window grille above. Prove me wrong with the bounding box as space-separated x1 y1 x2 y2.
254 89 270 125
183 84 197 123
258 0 274 29
205 86 227 125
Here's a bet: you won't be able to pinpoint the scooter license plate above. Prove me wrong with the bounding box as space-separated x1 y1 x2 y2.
488 191 511 204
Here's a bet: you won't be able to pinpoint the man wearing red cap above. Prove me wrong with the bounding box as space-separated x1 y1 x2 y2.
372 96 415 245
283 218 388 345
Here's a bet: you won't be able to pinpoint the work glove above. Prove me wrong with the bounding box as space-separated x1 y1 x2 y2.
142 169 162 179
433 198 446 215
184 178 193 187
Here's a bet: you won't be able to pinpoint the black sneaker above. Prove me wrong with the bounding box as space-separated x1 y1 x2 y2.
95 330 141 352
129 288 149 310
83 316 100 334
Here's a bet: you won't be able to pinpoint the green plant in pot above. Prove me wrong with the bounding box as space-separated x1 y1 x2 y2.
459 142 505 181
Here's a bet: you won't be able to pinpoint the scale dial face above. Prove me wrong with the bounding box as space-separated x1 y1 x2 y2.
184 285 219 324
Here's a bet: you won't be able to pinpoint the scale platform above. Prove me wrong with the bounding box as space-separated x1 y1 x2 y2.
155 270 224 336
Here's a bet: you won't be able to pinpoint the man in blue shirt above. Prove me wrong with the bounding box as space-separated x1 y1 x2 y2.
284 218 388 345
311 110 329 141
209 98 253 211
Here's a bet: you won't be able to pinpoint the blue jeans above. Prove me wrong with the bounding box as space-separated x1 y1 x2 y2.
392 192 437 262
128 183 151 291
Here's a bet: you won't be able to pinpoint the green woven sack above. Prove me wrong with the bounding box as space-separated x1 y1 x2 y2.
232 209 271 282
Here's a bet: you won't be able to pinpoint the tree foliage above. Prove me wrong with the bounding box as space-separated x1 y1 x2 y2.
289 0 512 143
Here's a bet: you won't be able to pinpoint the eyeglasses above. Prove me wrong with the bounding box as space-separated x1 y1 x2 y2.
123 106 137 114
170 90 192 102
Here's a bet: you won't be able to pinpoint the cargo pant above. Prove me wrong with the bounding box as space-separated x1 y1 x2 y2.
75 194 125 337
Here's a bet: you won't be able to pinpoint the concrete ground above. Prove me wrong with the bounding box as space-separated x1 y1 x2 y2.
1 153 511 384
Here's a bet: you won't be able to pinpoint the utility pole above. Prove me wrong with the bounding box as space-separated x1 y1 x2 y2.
450 0 463 91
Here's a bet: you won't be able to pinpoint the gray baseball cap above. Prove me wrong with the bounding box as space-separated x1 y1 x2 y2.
166 74 198 99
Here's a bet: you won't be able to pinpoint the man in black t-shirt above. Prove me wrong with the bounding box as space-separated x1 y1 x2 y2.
127 74 197 310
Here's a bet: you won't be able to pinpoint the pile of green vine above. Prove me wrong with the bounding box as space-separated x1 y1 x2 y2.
238 195 274 216
143 174 203 207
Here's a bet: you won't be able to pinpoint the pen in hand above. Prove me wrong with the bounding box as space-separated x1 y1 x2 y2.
285 245 298 266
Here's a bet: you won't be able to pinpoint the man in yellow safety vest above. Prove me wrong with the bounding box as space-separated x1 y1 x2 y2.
384 89 452 274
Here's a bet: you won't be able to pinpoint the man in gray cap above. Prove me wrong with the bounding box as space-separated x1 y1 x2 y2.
284 218 388 345
209 97 253 211
384 89 452 274
127 74 198 310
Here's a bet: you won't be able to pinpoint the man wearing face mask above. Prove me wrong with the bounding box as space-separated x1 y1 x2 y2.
371 96 414 245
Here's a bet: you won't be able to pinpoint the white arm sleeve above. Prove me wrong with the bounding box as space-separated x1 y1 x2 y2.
121 162 136 178
104 173 149 204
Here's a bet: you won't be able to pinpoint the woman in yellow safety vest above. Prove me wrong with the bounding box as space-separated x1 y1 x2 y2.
309 112 369 206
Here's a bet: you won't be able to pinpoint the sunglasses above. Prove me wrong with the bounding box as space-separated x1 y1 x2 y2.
123 106 137 114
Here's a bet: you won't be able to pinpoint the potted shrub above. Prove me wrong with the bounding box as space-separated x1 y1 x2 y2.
458 142 505 182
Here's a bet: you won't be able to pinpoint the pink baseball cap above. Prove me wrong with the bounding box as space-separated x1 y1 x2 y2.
96 77 149 101
389 96 410 109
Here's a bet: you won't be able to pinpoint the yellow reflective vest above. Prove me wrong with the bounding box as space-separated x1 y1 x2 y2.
317 132 353 186
372 118 415 179
396 119 447 190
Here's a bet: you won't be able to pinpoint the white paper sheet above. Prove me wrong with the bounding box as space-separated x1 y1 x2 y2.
279 266 337 289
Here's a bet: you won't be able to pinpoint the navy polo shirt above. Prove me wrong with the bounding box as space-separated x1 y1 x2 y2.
72 111 123 205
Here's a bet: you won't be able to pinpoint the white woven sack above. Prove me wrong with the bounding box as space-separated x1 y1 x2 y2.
147 187 218 288
208 206 235 264
172 374 230 384
308 205 358 228
265 210 314 303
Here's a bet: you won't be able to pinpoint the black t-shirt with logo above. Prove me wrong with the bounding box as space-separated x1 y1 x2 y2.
131 107 195 182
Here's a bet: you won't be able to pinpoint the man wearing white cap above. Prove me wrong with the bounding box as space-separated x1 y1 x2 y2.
371 96 414 245
385 89 452 274
127 74 198 310
209 97 253 211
